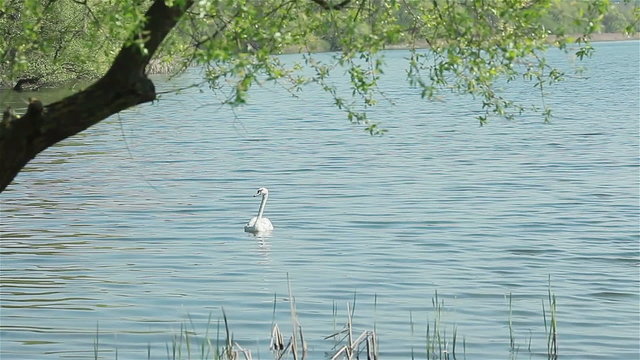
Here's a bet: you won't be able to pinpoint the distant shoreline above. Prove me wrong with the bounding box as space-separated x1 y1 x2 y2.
384 32 640 50
586 32 640 42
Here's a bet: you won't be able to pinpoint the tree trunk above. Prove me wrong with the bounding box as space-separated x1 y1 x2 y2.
0 0 194 193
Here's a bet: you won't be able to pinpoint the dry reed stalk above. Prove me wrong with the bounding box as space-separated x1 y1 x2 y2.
270 324 285 352
325 302 378 360
286 274 307 360
328 330 377 360
234 342 253 360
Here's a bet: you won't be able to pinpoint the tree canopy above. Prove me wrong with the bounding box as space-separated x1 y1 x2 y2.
0 0 637 192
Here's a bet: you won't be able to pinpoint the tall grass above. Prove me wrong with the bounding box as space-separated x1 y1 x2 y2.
425 291 461 360
507 279 559 360
543 284 558 359
90 287 560 360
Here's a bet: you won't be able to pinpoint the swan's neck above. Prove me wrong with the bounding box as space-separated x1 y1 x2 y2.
257 194 268 219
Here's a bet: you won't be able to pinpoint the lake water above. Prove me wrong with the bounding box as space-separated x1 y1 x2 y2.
1 41 638 360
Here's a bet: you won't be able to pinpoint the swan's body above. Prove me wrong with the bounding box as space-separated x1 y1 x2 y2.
244 216 273 233
244 187 274 233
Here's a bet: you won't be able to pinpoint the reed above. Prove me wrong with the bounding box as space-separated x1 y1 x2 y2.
508 292 516 355
506 279 559 360
425 291 461 360
93 322 99 360
89 287 560 360
155 278 377 360
324 302 377 360
543 282 559 359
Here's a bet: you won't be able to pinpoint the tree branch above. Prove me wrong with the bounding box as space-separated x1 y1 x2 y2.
0 0 194 192
309 0 352 10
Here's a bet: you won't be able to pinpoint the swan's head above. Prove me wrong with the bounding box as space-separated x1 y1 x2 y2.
253 187 269 197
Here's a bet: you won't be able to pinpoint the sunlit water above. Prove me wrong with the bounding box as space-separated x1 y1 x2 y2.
1 41 638 359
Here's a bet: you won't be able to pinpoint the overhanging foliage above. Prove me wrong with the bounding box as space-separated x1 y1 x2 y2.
0 0 637 192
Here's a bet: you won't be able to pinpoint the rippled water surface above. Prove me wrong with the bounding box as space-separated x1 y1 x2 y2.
1 41 639 359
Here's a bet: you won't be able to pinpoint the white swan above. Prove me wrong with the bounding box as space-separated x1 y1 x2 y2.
244 187 274 233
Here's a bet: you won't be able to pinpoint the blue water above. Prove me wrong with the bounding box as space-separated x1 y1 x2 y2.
1 41 638 359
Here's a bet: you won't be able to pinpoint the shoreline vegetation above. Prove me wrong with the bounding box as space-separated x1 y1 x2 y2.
91 289 561 360
288 31 640 54
2 0 638 90
383 32 640 51
17 32 640 89
554 31 640 42
145 32 640 75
